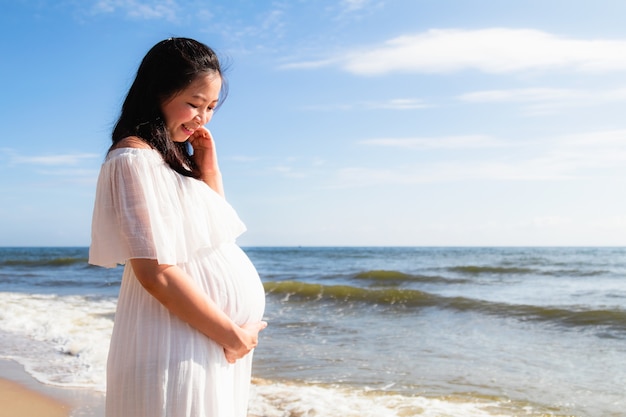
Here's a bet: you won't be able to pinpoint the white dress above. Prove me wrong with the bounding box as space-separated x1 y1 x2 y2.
89 148 266 417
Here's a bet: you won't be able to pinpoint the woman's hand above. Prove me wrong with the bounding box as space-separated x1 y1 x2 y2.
189 127 224 197
189 126 218 172
224 321 268 364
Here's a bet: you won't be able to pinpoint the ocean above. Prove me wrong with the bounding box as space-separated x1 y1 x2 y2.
0 246 624 417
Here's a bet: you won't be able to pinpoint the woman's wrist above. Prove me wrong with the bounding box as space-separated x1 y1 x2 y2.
200 170 225 197
200 168 221 180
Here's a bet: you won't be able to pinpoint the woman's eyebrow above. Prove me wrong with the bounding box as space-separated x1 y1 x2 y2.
192 93 219 103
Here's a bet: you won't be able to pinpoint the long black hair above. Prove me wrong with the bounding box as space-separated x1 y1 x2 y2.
111 37 227 178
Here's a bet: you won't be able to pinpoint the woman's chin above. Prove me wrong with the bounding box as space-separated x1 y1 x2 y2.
171 135 190 143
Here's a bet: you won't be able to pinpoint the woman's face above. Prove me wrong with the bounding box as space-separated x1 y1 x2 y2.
161 74 222 143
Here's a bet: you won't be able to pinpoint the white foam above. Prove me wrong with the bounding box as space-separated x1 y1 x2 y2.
0 292 114 391
249 379 531 417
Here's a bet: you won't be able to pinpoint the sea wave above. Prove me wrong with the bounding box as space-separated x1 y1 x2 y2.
0 257 89 268
265 281 436 305
447 264 609 277
448 265 534 275
264 281 626 331
353 270 469 285
350 267 608 286
445 265 609 277
0 292 114 391
248 378 573 417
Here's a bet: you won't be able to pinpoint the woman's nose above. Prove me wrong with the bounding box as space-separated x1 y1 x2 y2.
196 111 211 125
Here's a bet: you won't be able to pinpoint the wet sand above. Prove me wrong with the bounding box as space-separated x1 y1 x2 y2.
0 378 69 417
0 359 105 417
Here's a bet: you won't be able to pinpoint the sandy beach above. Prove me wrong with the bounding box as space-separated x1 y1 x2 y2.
0 379 69 417
0 359 104 417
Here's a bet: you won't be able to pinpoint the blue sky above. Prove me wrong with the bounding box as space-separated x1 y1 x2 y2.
1 0 626 246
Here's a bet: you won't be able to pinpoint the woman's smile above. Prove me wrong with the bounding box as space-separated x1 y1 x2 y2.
161 74 222 142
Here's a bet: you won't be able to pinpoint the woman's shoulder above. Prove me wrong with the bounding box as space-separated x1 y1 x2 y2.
111 136 152 150
105 137 161 165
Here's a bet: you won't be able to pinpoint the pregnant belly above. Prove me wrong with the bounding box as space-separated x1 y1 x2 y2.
225 245 266 324
190 244 266 324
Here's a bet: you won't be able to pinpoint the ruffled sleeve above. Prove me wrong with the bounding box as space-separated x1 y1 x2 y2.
88 148 246 268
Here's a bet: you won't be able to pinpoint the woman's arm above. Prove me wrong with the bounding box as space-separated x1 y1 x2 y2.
189 127 224 197
130 258 266 362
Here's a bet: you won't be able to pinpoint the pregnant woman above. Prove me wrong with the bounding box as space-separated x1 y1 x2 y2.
89 37 267 417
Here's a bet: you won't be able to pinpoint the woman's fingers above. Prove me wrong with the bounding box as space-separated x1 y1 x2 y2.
223 321 268 364
189 127 213 150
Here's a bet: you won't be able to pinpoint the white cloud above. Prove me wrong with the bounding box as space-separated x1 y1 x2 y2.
334 0 385 19
360 135 508 149
91 0 178 21
458 87 626 114
211 5 291 51
262 157 328 180
337 129 626 187
528 216 573 228
341 0 372 12
260 9 285 32
269 165 307 179
10 153 100 166
229 155 261 163
281 58 339 71
285 28 626 75
335 166 411 187
342 0 366 11
459 88 581 103
564 128 626 146
333 158 564 188
365 98 430 110
304 98 430 111
550 130 626 170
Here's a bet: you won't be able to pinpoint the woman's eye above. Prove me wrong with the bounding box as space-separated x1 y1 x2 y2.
188 103 198 109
